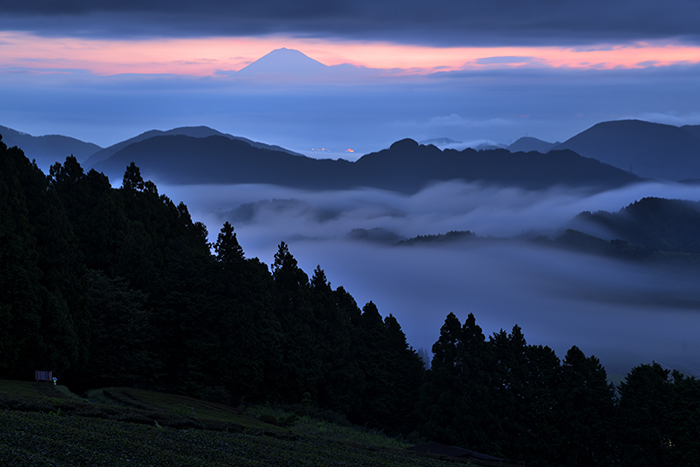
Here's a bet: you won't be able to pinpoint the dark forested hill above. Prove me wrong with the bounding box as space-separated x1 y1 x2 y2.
0 136 424 436
568 197 700 255
554 120 700 181
94 135 640 193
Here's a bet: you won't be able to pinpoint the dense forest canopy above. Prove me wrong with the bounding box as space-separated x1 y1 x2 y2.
2 136 699 466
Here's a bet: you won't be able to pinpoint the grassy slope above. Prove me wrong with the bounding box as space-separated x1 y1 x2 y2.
0 380 471 467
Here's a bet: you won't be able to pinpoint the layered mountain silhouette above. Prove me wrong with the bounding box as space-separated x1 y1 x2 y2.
84 126 300 167
93 134 354 188
357 139 641 191
553 120 700 181
0 124 101 170
5 115 700 192
508 136 558 154
93 134 640 193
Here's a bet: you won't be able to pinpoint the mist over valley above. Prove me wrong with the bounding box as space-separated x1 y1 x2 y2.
4 117 700 378
161 177 700 378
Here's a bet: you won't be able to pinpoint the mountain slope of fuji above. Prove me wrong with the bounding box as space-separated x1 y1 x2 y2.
235 48 328 77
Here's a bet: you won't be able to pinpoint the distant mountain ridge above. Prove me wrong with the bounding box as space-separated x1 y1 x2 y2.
352 138 639 192
84 126 301 167
5 116 700 190
93 134 352 188
94 134 640 193
0 124 101 170
552 120 700 181
508 136 558 153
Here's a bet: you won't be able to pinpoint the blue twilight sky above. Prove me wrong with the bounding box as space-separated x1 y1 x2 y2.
0 0 699 157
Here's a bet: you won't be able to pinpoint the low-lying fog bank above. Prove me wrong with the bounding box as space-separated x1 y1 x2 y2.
159 179 700 377
287 240 700 378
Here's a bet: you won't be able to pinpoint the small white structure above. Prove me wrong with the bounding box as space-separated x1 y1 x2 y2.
35 370 53 382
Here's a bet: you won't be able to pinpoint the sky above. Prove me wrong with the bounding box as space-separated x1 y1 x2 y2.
1 0 700 156
3 1 700 374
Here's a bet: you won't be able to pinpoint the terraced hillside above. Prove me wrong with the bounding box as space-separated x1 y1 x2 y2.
0 380 474 467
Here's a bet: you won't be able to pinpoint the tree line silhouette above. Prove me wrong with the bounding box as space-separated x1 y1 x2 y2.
1 137 699 466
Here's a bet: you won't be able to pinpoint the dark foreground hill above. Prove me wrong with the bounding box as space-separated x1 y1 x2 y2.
94 135 640 193
0 381 456 467
554 120 700 181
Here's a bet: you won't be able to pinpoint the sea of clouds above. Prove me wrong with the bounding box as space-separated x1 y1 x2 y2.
159 179 700 377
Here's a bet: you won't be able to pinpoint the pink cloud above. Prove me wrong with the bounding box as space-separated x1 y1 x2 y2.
1 32 699 77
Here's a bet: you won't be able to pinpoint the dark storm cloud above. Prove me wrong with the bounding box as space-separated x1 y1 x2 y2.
2 0 700 46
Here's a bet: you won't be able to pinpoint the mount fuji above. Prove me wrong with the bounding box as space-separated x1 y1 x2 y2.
236 48 329 76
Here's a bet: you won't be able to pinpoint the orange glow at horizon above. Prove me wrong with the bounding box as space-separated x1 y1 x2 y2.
1 32 700 77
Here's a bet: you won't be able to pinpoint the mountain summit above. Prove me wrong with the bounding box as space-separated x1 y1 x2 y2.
236 48 328 76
